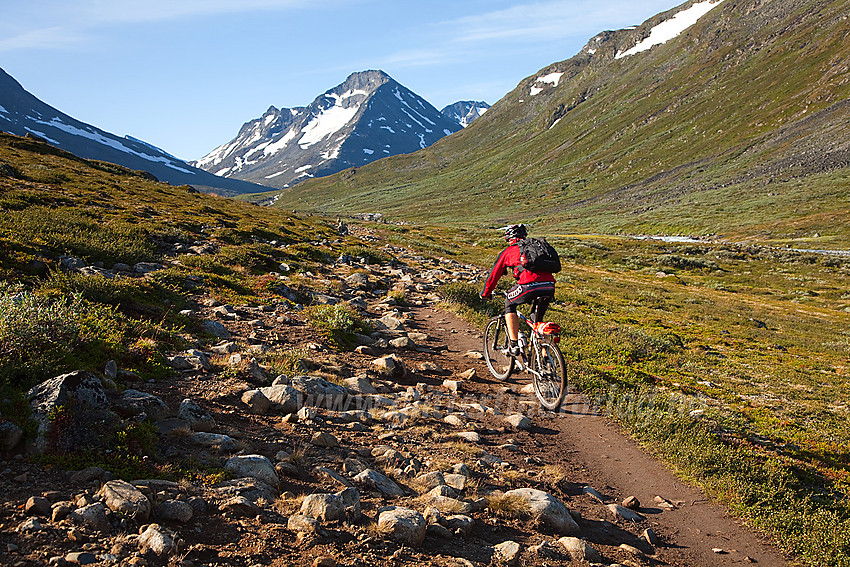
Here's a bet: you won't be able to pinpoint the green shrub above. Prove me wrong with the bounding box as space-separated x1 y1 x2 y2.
303 303 370 349
0 287 84 387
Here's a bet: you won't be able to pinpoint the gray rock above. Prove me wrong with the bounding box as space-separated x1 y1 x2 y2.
210 342 238 355
444 473 467 491
297 406 317 422
287 513 319 533
622 495 641 510
300 493 345 522
17 517 43 532
310 431 338 447
343 374 378 395
607 503 646 522
97 479 151 520
354 469 405 498
154 499 194 523
413 471 446 492
70 502 109 531
225 454 279 489
134 262 165 274
444 514 474 537
259 384 301 414
314 466 354 488
138 523 174 556
25 496 51 516
65 552 97 565
177 399 216 431
27 371 109 450
51 502 74 522
201 320 231 339
371 355 406 378
558 537 603 563
505 414 532 430
0 419 23 453
425 494 473 514
104 360 118 381
219 495 262 517
494 540 522 565
504 488 579 535
376 506 426 547
455 431 481 443
116 389 170 420
241 389 272 414
191 432 237 451
426 522 453 539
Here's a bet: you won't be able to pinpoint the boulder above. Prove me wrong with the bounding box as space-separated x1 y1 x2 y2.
70 502 109 532
177 399 216 431
116 389 170 420
353 469 405 498
300 493 345 522
558 537 603 563
138 524 175 556
504 488 579 535
27 371 109 450
259 384 301 414
219 495 262 517
241 389 272 414
154 500 194 523
191 432 237 451
97 480 151 520
494 540 522 565
225 454 279 489
25 496 52 517
0 419 23 453
376 506 426 547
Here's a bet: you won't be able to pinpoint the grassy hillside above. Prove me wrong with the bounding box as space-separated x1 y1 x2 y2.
263 0 850 247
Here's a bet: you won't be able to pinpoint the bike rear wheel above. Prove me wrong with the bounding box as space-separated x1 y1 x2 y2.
483 316 514 380
532 340 567 410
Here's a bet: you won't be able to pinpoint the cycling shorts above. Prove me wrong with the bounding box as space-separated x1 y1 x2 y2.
504 281 555 321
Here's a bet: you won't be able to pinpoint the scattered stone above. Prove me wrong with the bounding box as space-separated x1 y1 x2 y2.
442 379 461 394
654 495 676 510
298 406 318 422
310 431 338 447
25 496 52 516
287 514 319 534
300 493 345 522
641 527 659 546
456 368 476 380
427 522 453 539
413 471 446 492
463 350 483 359
343 375 378 395
116 389 170 420
17 517 43 532
70 503 109 532
620 543 645 557
225 454 279 489
443 414 465 427
444 473 467 491
202 320 231 339
455 431 480 443
505 414 531 430
389 336 412 349
558 537 603 563
444 514 474 537
154 500 194 523
219 496 261 517
315 466 354 488
98 480 152 521
504 488 580 535
177 399 216 431
607 503 646 522
191 432 237 451
493 540 522 565
259 384 302 414
138 524 175 556
241 389 272 414
354 469 405 498
52 502 74 522
372 355 406 378
623 495 641 510
65 552 97 565
376 506 427 547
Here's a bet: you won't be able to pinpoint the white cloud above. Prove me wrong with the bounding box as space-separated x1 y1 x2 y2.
80 0 314 24
445 0 677 44
0 27 86 52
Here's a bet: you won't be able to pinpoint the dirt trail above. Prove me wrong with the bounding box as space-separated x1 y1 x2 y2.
407 303 789 567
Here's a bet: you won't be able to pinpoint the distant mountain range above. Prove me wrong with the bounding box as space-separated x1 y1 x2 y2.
193 70 481 190
267 0 850 244
0 68 268 195
440 101 490 128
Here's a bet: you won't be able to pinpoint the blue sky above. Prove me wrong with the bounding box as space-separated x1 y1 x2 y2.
1 0 680 161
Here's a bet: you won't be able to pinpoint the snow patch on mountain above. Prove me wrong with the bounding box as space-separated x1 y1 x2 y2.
616 0 726 59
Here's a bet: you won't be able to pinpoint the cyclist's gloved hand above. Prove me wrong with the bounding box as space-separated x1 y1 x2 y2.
480 292 492 300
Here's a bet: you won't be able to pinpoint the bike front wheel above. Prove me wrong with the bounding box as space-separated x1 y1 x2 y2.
483 316 514 380
532 340 567 410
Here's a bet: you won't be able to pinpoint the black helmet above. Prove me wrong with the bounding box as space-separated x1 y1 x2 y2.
504 224 527 241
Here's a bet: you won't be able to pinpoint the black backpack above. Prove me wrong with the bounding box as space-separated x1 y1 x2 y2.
518 238 561 274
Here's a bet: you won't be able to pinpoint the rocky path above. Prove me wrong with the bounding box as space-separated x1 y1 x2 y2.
0 240 789 567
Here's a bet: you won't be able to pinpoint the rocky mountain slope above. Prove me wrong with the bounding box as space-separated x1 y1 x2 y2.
440 101 490 128
193 71 463 190
268 0 850 246
0 68 269 196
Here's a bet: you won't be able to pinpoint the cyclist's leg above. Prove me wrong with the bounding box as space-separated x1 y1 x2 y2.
532 294 552 324
504 285 526 343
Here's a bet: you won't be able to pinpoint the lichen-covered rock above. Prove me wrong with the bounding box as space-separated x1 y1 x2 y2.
177 398 216 431
376 506 426 547
138 524 175 556
504 488 579 535
225 454 279 489
97 480 151 520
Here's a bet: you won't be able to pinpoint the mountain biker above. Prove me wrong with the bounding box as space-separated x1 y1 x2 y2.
479 224 556 357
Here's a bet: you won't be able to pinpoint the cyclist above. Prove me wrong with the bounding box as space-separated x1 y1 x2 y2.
479 224 556 357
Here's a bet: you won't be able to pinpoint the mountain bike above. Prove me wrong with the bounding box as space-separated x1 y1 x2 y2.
482 296 567 410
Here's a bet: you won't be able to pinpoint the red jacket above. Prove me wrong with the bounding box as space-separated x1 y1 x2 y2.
481 243 556 297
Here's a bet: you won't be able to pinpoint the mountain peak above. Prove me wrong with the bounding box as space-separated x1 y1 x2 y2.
194 70 462 189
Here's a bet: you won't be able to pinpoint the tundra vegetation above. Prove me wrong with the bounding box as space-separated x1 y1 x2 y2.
0 132 848 565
